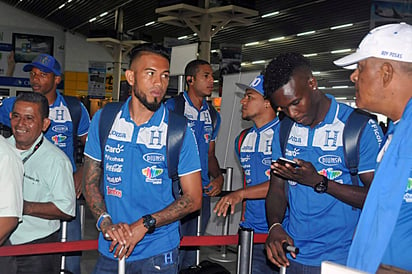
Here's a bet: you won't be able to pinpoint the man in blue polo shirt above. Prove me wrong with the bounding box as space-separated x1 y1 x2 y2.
214 74 279 273
83 43 202 273
165 59 224 269
334 22 412 273
0 54 90 274
263 52 383 274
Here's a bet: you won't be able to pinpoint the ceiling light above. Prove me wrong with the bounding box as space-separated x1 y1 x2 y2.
335 96 348 100
245 42 259 47
145 21 155 26
318 86 326 89
89 17 97 23
213 80 219 83
67 0 72 2
211 49 218 53
178 35 188 40
58 3 65 9
332 85 349 89
100 12 108 17
330 23 353 30
268 36 285 42
331 49 351 54
303 53 318 57
241 62 248 66
252 60 266 64
261 11 280 18
312 71 321 75
297 30 316 36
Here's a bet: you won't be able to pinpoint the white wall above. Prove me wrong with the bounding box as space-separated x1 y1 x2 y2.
0 1 113 76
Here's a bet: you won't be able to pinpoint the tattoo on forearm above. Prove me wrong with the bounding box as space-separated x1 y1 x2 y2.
154 194 194 227
83 157 106 220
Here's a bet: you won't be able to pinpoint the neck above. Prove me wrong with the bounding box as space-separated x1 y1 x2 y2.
311 93 331 128
187 90 204 110
129 97 156 126
45 90 57 105
254 113 277 129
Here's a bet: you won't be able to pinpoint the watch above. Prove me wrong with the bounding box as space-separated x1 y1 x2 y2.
142 214 156 234
314 176 328 193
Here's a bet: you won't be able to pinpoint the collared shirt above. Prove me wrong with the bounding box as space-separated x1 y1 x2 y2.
8 134 75 245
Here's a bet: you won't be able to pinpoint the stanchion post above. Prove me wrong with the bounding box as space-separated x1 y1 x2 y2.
60 221 67 274
209 167 236 263
237 227 253 274
118 257 125 274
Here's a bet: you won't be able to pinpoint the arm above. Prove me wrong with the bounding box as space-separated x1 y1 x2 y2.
0 217 18 245
205 141 224 196
214 181 269 217
23 201 72 220
265 172 294 268
73 134 88 198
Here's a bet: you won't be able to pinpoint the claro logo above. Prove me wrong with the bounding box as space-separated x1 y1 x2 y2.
318 155 342 166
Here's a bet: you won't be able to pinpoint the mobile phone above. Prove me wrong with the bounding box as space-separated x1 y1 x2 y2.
276 157 300 168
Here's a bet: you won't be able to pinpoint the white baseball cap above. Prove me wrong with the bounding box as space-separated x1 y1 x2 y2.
334 22 412 68
235 75 265 97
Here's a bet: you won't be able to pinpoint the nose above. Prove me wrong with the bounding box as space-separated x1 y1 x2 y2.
350 69 359 83
240 96 247 105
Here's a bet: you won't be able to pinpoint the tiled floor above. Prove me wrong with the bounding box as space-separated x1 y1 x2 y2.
80 207 237 274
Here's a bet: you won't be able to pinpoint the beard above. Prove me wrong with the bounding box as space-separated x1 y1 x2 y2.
133 85 162 112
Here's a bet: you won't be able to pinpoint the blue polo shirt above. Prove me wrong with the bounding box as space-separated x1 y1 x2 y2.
236 118 279 233
165 91 221 189
0 91 90 170
84 98 201 261
271 95 383 266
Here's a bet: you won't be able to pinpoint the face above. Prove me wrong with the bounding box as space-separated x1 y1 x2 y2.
126 52 170 111
240 89 266 121
271 71 318 127
350 58 386 113
190 64 214 97
10 101 50 150
29 67 61 96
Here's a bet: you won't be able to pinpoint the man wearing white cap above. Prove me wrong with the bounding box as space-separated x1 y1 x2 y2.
334 22 412 273
214 74 279 273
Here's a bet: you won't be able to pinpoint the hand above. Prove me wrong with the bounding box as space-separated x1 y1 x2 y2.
271 159 322 188
204 175 224 196
213 190 243 217
102 223 132 258
265 225 296 267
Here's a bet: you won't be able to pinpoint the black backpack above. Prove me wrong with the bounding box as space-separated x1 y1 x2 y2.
98 102 187 199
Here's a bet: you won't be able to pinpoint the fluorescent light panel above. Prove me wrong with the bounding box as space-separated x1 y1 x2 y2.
303 53 318 57
268 36 285 42
252 60 266 64
261 11 280 18
330 23 353 30
145 21 155 26
331 49 351 54
245 41 259 46
297 30 315 36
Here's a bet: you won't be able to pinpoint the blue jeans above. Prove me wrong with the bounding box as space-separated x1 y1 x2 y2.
252 244 279 273
178 196 211 270
92 248 179 274
285 260 321 274
62 199 82 274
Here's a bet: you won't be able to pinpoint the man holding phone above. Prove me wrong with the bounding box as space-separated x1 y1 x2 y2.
263 53 383 274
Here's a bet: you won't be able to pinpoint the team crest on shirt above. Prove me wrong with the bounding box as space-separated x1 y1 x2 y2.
51 134 67 147
318 168 342 181
142 166 163 184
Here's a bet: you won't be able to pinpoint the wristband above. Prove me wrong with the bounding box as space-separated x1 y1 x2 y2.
268 222 282 233
96 212 111 231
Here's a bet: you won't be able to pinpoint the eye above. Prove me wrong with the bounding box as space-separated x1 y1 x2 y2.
291 99 300 106
161 73 169 79
147 71 154 76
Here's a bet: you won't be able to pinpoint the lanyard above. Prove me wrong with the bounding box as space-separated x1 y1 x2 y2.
22 137 43 164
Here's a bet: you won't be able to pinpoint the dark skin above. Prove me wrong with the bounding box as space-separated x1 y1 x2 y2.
83 52 202 259
265 69 375 268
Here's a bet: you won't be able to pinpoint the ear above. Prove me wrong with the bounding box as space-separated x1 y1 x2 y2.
308 77 318 91
54 75 62 85
186 76 193 84
125 69 135 86
381 62 393 88
42 117 51 132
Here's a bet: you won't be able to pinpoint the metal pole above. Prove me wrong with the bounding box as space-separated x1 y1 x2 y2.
177 75 185 95
237 227 253 274
60 221 67 274
209 167 236 263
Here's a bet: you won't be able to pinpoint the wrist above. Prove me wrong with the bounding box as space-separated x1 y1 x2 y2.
96 212 111 231
268 222 282 233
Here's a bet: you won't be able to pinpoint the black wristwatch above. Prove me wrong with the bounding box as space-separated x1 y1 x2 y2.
314 175 328 193
142 214 156 234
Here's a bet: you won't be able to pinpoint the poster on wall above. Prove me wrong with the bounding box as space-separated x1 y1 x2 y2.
88 61 107 98
371 0 412 27
12 33 54 63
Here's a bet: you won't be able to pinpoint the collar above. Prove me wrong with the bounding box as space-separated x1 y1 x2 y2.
183 91 210 111
120 96 166 127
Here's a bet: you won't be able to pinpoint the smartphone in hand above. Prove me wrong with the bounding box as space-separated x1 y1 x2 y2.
276 157 300 168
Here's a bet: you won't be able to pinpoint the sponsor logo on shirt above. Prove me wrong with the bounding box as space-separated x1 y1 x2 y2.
106 163 123 173
104 154 124 162
288 135 302 144
110 130 126 139
318 155 342 166
204 133 211 143
244 169 251 176
142 166 163 184
143 153 165 164
369 120 383 146
285 148 301 157
265 169 270 178
404 178 412 203
106 186 122 198
240 155 251 163
51 125 68 133
105 144 124 154
318 168 342 180
262 157 272 166
106 175 122 185
51 134 67 147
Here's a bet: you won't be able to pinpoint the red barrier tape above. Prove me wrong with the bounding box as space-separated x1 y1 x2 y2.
0 234 268 257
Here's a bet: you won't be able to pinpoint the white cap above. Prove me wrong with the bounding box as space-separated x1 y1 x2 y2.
334 23 412 67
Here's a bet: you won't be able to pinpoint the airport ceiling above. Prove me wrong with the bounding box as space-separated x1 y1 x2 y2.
1 0 386 97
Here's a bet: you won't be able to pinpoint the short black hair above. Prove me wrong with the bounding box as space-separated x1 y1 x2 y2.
128 43 170 68
14 91 49 119
264 52 312 100
184 59 210 85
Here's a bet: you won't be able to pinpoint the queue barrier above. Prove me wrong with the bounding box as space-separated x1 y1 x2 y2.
0 231 268 274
